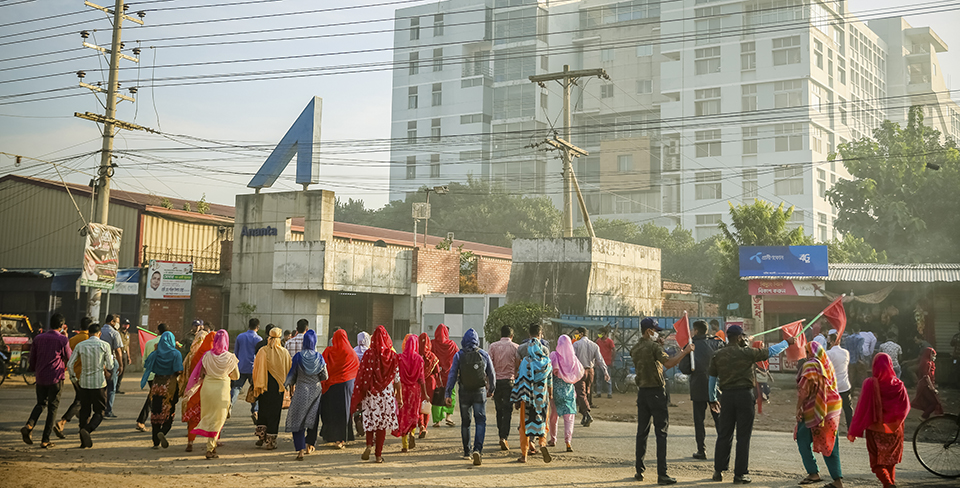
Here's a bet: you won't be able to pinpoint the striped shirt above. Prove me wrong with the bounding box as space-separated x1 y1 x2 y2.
67 336 116 389
285 333 305 357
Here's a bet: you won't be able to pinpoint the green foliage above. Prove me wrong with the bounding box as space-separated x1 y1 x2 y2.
236 302 257 328
182 202 192 212
335 197 374 224
484 302 556 345
825 235 887 264
160 197 173 209
828 106 960 262
197 193 210 215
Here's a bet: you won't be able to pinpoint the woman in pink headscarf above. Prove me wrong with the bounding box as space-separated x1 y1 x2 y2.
186 330 239 459
548 334 584 452
848 353 910 488
911 347 943 420
393 334 426 452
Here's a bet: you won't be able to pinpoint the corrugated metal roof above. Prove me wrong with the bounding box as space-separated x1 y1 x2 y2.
742 263 960 282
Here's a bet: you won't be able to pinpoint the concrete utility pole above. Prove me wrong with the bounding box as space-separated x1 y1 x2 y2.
530 66 608 238
77 0 146 321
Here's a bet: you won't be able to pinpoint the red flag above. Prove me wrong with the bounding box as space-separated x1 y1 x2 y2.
138 327 157 358
780 320 806 363
672 314 690 348
821 296 846 341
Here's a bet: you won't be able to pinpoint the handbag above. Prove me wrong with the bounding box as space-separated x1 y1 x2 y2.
244 385 257 403
282 389 292 409
420 400 432 415
431 385 446 407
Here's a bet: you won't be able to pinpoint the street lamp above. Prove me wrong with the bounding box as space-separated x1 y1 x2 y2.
422 185 449 248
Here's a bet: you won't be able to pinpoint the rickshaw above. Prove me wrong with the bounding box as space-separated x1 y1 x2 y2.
0 314 36 386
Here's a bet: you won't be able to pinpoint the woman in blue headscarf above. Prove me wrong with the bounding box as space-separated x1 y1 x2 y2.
141 331 183 449
285 330 328 460
511 339 553 464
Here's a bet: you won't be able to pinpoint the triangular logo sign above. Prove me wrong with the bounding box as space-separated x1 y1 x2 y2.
248 96 322 188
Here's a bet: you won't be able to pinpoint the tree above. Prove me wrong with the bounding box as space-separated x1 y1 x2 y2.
828 106 960 262
826 235 887 264
196 193 210 215
335 197 373 224
483 302 556 345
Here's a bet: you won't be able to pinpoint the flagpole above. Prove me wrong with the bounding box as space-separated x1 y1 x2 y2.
794 294 845 338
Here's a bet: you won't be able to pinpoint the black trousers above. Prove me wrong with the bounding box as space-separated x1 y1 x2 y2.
693 400 720 454
714 388 756 477
840 390 853 429
78 387 107 433
493 379 514 441
137 380 153 424
61 381 82 422
27 381 63 443
636 387 669 477
257 377 284 435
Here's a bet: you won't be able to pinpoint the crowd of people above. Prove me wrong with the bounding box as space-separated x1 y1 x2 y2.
15 312 952 488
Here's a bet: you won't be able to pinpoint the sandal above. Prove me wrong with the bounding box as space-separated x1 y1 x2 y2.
185 444 193 452
445 419 455 427
361 446 371 460
820 483 841 488
799 475 822 485
541 446 552 463
517 456 527 463
205 450 219 459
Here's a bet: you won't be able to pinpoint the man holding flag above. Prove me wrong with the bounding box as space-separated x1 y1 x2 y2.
631 318 694 485
679 319 724 460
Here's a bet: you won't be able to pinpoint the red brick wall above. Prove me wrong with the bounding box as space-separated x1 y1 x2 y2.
193 285 223 328
148 299 186 338
477 257 511 294
372 295 393 329
412 248 459 293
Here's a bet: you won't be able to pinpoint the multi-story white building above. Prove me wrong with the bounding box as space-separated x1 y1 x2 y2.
389 0 960 241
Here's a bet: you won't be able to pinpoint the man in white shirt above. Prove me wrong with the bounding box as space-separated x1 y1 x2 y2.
859 329 877 363
66 323 116 448
825 331 852 430
812 323 828 348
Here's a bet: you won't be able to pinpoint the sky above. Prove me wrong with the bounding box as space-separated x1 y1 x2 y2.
1 0 958 211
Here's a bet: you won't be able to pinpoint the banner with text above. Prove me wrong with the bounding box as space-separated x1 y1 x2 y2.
748 279 826 296
146 260 193 299
738 246 828 278
80 223 123 290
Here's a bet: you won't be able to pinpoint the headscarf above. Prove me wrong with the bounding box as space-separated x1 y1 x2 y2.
322 329 359 393
432 324 459 385
287 330 325 387
350 325 399 414
849 353 910 438
419 332 440 380
549 335 584 385
917 347 936 380
211 329 229 355
141 331 183 389
512 340 552 410
399 334 424 386
186 330 237 391
354 331 370 360
796 341 842 431
253 327 292 396
180 330 211 396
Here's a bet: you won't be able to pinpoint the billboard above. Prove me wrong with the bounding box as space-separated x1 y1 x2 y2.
748 279 826 296
80 223 123 289
738 246 828 278
146 260 193 299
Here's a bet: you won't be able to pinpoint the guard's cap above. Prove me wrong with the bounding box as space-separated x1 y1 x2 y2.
641 318 663 331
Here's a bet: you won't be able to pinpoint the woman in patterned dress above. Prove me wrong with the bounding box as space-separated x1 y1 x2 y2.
511 339 553 463
350 325 400 463
795 341 843 487
548 334 583 452
285 330 328 460
141 331 183 449
394 335 425 452
180 330 211 452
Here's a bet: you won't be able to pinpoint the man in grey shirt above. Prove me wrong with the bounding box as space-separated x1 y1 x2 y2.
572 327 610 426
98 315 125 417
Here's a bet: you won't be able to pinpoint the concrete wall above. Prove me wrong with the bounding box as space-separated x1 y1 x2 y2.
507 238 661 316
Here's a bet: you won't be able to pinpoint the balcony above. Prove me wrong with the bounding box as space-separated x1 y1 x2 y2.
462 62 491 78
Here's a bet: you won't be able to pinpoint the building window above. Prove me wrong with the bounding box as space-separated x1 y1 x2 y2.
636 79 652 94
407 86 418 109
601 84 614 98
617 154 633 173
695 129 721 157
774 164 804 195
696 214 722 240
774 80 802 108
775 123 804 151
818 180 826 198
741 42 756 70
773 35 801 65
695 47 721 75
460 150 481 161
433 13 444 36
601 48 615 63
540 55 549 70
838 57 846 85
408 52 419 75
406 121 417 144
460 113 486 124
786 209 805 231
410 17 420 41
695 17 721 45
695 88 721 115
430 154 440 178
431 83 442 106
814 39 823 69
742 168 758 199
742 84 757 112
695 171 722 199
433 48 443 72
636 44 653 57
810 83 823 112
540 92 548 109
811 125 824 153
431 118 441 142
406 156 416 179
742 126 758 155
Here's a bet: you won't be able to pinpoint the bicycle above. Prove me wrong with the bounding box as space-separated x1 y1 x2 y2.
0 349 34 386
912 411 960 478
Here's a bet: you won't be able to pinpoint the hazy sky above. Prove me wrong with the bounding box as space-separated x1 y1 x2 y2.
1 0 957 210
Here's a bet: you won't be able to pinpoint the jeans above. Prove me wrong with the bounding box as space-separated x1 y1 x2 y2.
78 387 107 433
493 379 514 441
693 400 720 454
459 387 487 455
595 365 613 395
105 364 118 415
27 381 63 443
714 388 756 477
636 387 669 477
796 421 842 480
229 373 258 413
840 390 853 429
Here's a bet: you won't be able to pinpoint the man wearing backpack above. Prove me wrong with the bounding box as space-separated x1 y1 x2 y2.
445 328 497 466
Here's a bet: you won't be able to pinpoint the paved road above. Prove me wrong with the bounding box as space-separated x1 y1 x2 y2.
0 381 955 487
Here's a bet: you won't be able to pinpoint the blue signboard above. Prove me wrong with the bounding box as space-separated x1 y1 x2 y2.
738 246 828 277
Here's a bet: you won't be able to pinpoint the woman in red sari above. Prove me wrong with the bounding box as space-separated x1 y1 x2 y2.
911 347 943 420
418 332 440 438
180 331 213 452
847 353 910 488
320 329 359 449
394 335 425 452
431 324 459 426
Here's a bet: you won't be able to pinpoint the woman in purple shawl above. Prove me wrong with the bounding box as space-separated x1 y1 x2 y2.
548 334 584 451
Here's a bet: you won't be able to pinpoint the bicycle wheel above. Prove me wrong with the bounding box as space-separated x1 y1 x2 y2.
19 354 35 385
0 360 8 386
913 413 960 478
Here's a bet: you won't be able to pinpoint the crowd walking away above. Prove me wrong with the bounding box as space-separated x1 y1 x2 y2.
22 314 951 488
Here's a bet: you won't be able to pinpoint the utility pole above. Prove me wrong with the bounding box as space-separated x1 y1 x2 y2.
77 0 146 321
530 65 608 238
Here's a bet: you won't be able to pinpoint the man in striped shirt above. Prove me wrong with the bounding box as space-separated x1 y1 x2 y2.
285 318 309 357
66 323 116 448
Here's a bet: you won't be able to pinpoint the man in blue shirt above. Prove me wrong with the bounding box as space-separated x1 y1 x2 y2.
230 318 261 423
445 328 496 466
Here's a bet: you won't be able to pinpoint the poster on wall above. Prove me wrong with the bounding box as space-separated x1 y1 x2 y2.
146 260 193 299
80 223 123 289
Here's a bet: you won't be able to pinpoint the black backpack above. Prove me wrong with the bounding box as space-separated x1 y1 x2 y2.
459 349 487 390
